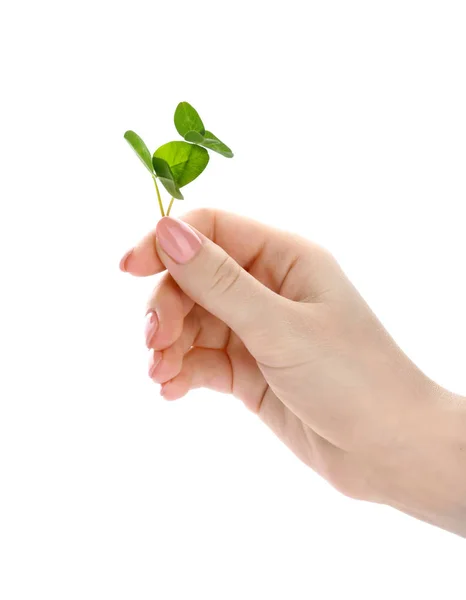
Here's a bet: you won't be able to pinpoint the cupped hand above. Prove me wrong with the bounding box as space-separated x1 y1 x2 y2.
120 209 465 533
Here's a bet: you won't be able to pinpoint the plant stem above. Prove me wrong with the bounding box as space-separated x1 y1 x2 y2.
152 176 165 217
166 197 175 216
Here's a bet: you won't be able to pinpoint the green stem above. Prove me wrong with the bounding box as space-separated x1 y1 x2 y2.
152 176 165 217
166 197 175 216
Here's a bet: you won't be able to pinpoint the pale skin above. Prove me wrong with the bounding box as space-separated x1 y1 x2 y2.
120 209 466 537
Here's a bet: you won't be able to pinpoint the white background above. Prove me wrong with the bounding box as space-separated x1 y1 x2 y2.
1 1 465 598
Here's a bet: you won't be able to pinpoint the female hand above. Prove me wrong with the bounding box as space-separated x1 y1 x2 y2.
120 209 466 536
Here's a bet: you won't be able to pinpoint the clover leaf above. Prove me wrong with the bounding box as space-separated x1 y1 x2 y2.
124 102 233 216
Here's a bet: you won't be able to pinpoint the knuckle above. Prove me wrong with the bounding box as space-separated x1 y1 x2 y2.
183 207 215 223
309 242 341 276
210 255 243 297
181 207 224 240
311 241 336 264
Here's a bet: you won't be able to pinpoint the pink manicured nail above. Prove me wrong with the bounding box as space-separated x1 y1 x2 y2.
119 249 133 272
148 350 162 378
145 310 159 347
155 217 202 264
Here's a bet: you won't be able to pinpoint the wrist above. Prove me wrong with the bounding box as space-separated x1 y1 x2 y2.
426 386 466 535
374 382 466 536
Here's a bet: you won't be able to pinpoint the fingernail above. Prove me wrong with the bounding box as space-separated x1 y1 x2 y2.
119 249 133 272
155 217 202 264
148 350 162 378
145 310 159 347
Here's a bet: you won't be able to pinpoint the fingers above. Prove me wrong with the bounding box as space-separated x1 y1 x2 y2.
120 208 309 278
155 346 265 408
145 273 194 351
148 311 266 411
160 348 233 400
148 311 200 384
146 272 232 353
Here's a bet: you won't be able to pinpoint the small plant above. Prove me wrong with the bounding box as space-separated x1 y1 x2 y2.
124 102 233 216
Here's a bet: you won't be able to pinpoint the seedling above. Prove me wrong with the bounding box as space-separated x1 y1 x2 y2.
124 102 233 216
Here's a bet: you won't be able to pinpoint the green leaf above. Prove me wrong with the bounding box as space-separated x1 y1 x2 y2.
152 157 184 200
200 130 234 158
153 141 209 188
124 130 154 173
184 130 205 144
174 102 205 137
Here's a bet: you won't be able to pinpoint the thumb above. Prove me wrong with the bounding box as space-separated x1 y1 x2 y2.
154 217 291 356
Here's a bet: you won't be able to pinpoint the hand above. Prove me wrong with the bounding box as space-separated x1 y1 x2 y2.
120 209 466 536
